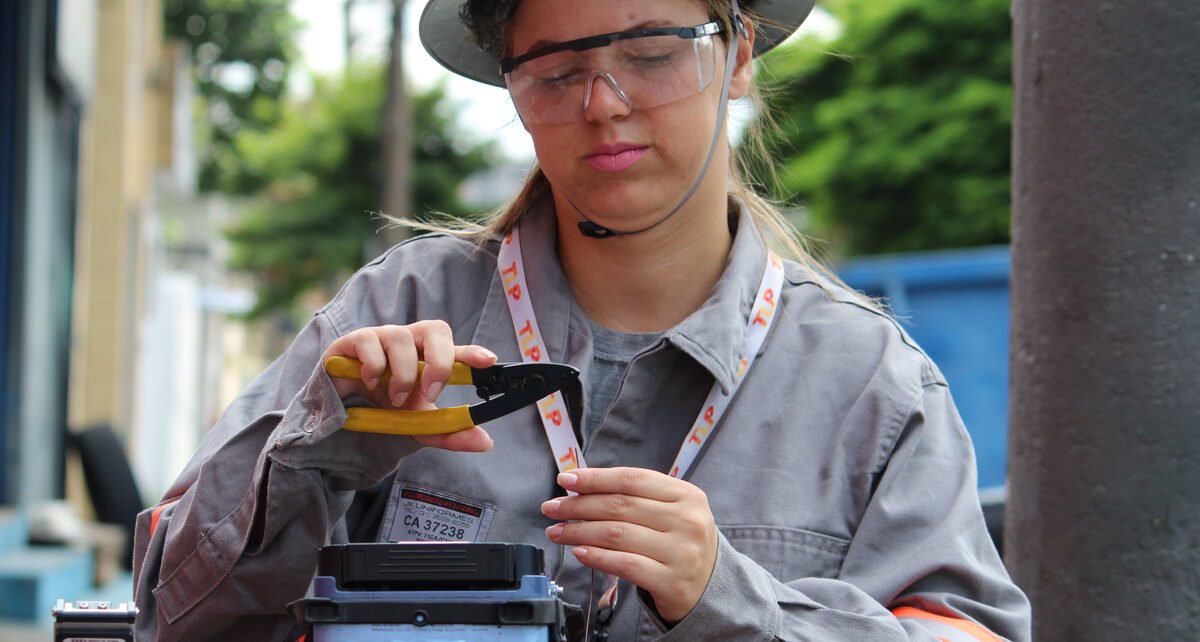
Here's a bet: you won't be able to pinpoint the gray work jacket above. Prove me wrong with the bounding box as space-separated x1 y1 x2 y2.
133 197 1031 641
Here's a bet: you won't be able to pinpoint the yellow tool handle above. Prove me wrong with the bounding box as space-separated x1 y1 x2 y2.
325 356 478 435
342 406 476 435
324 356 474 385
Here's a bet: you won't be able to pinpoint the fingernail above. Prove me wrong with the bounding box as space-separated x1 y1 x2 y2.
425 381 444 402
572 546 589 560
545 523 563 538
391 391 408 407
480 348 497 361
541 498 562 514
365 378 379 391
557 472 578 488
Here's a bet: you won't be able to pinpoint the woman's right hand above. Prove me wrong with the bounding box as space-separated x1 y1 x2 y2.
322 321 498 453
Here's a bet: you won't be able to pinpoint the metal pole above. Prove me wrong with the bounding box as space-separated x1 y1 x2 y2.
343 0 358 69
377 0 411 253
1008 0 1200 637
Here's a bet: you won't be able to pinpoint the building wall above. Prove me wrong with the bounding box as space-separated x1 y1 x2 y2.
1 0 286 520
0 0 23 504
69 0 162 436
0 0 176 507
1 0 93 503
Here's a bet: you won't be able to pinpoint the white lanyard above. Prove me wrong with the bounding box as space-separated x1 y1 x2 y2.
496 227 785 482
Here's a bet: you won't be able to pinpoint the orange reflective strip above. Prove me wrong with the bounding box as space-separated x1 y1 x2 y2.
892 606 1002 642
148 499 180 537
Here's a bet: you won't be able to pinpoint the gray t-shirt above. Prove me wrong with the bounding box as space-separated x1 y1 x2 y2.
584 319 662 442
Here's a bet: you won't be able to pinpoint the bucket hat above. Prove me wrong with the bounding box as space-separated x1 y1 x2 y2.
418 0 817 87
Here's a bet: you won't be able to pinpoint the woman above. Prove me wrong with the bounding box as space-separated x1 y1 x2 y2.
133 0 1031 639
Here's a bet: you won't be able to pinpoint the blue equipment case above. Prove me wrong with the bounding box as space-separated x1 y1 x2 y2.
290 542 569 642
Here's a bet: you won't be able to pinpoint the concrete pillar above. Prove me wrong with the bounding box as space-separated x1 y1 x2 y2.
1008 0 1200 637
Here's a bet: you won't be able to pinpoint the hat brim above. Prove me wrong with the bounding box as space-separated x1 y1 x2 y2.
418 0 816 88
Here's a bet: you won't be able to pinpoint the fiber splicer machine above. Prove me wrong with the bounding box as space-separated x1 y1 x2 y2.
289 542 570 642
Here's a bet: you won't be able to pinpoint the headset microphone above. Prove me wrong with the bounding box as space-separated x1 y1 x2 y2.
578 220 620 238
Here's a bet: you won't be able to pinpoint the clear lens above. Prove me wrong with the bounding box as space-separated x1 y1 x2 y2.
505 33 717 124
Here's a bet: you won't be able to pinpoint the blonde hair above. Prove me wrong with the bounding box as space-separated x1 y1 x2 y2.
402 1 865 304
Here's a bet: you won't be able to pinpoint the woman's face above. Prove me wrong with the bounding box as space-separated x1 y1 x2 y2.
507 0 752 230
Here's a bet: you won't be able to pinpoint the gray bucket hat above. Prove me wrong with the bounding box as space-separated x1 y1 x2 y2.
418 0 817 87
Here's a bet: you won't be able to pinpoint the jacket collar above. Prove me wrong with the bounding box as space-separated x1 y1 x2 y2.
667 200 769 395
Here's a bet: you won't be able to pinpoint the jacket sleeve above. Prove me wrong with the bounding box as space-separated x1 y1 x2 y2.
132 309 423 641
641 381 1031 641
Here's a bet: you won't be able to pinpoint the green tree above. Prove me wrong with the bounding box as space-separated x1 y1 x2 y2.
224 67 494 317
163 0 300 192
753 0 1012 255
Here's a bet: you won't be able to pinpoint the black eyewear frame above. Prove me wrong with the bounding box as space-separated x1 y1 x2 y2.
499 21 724 74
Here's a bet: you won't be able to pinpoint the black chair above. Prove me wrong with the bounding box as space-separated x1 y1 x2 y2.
981 499 1005 559
70 424 145 569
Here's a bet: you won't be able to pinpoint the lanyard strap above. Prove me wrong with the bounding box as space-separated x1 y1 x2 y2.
497 230 588 475
668 249 784 478
496 227 785 482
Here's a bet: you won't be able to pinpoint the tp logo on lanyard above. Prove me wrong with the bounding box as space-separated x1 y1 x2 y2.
498 231 587 475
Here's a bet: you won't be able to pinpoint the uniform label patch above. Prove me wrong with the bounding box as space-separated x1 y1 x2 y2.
383 486 493 542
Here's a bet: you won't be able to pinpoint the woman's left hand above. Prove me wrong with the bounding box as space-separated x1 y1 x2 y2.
541 467 718 624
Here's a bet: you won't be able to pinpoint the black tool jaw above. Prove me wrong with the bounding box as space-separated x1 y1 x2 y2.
468 363 581 426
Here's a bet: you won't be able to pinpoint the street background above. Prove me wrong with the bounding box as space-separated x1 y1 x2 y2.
0 0 1195 638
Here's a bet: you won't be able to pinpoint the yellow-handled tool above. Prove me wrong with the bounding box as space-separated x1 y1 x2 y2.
324 356 581 436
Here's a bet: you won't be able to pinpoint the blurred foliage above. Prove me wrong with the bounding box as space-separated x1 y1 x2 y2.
751 0 1012 255
164 0 299 192
224 67 494 317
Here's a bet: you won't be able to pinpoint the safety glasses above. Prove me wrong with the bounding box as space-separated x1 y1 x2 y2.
501 21 723 125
